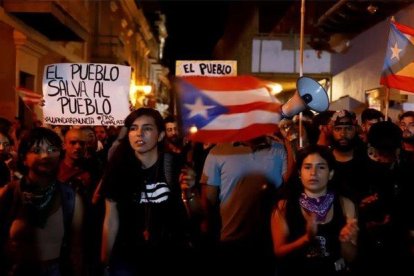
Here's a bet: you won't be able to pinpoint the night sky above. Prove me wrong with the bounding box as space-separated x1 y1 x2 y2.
160 1 229 74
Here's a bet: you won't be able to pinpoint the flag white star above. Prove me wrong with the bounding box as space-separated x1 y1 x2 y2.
390 42 402 60
184 97 215 119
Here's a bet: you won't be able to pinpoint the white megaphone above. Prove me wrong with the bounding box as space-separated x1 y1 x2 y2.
281 76 329 118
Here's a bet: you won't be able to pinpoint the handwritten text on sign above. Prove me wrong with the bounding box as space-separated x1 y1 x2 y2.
176 60 237 76
42 63 131 126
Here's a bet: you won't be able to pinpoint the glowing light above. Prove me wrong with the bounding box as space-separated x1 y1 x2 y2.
266 82 283 95
141 85 152 95
189 125 198 134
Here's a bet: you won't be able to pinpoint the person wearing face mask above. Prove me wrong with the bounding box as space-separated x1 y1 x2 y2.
356 120 412 275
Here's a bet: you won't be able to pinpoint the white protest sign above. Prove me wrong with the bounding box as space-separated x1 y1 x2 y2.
176 60 237 76
42 63 131 126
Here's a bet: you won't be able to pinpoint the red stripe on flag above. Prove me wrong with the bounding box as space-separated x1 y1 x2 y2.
181 76 266 91
394 21 414 36
15 87 42 98
227 102 282 114
188 124 279 143
20 97 42 104
15 87 43 106
380 75 414 93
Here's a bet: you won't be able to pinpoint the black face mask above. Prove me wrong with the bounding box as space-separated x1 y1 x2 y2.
402 136 414 144
366 156 394 171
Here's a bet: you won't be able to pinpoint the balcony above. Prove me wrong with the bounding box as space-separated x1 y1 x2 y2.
3 0 89 41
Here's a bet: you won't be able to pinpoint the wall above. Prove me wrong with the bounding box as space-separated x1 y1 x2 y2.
0 21 16 120
331 3 414 107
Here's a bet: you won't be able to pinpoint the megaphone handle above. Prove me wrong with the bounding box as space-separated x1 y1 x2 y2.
280 108 292 120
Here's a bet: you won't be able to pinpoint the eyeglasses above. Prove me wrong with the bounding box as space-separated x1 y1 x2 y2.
29 146 60 154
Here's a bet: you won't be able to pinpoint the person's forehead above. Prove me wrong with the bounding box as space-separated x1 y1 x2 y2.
333 124 354 131
132 116 156 125
166 122 177 128
401 116 414 123
365 119 380 124
0 133 9 142
65 130 84 140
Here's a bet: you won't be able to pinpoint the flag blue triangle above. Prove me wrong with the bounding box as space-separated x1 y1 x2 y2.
382 23 414 77
177 79 229 131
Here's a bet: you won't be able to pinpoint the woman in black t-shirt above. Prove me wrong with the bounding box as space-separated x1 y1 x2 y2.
100 108 189 276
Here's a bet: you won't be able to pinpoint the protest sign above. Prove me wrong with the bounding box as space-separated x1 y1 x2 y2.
176 60 237 76
42 63 131 126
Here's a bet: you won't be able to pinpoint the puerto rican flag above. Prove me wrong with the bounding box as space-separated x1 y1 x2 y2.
15 87 43 105
176 76 282 143
380 21 414 93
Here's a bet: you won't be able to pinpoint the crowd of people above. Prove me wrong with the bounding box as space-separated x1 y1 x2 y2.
0 107 413 275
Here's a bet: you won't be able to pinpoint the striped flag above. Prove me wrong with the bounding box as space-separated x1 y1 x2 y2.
380 21 414 92
15 87 43 105
176 76 282 143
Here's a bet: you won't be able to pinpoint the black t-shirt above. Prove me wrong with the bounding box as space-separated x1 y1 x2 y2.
101 146 187 260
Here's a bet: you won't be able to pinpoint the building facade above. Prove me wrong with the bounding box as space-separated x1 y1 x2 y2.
0 0 168 127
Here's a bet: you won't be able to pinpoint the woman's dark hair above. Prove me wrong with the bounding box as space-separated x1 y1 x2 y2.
0 129 13 146
100 108 166 200
17 127 62 173
278 144 335 202
296 144 335 171
124 108 165 133
367 120 402 151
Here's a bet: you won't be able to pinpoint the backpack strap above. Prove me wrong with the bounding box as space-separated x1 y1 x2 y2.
163 152 174 188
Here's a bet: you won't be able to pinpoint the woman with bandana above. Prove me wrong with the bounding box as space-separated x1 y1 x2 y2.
0 127 84 276
271 145 358 275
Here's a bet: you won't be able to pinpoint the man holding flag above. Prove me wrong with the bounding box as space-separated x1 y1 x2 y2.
176 75 292 275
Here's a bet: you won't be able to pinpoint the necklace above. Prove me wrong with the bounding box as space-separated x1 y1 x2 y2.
132 157 162 242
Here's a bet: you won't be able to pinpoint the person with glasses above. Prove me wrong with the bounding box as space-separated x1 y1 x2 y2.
0 127 84 276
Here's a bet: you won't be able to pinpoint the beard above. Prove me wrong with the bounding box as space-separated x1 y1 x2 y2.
331 137 356 152
0 152 10 162
167 135 182 146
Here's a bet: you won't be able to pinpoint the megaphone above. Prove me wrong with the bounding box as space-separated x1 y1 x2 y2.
281 76 329 118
